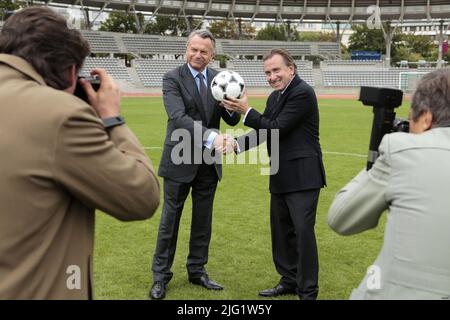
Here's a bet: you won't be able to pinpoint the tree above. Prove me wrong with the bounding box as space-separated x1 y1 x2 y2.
298 31 335 42
144 16 202 36
401 34 435 60
1 0 23 21
256 23 300 41
99 12 143 33
348 23 403 63
348 24 386 53
209 19 255 40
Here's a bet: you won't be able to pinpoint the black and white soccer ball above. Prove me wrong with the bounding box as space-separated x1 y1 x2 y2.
210 70 245 102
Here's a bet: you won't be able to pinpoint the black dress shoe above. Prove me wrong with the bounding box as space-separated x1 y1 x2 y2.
189 275 223 290
149 281 166 300
259 284 296 297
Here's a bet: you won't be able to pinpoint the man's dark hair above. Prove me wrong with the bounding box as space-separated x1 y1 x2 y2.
411 68 450 127
263 48 297 72
0 6 90 90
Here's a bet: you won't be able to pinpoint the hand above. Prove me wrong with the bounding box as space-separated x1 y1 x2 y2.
213 134 235 154
79 68 121 118
221 90 250 115
213 134 226 153
222 134 236 155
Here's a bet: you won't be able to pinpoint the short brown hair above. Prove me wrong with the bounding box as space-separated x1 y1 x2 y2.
263 48 297 72
0 6 90 90
411 68 450 127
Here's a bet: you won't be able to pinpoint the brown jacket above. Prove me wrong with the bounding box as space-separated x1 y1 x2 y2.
0 54 160 299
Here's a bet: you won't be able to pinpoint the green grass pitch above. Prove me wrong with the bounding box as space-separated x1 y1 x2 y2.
93 96 410 300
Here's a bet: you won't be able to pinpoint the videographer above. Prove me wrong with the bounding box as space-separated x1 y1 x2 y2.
0 7 160 299
327 68 450 299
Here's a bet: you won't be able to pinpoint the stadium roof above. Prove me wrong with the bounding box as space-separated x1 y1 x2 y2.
40 0 450 22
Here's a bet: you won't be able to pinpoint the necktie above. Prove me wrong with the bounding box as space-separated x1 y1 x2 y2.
196 73 209 119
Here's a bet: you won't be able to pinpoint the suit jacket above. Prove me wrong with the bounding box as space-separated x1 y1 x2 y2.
0 54 160 299
236 75 326 194
328 128 450 299
158 63 240 183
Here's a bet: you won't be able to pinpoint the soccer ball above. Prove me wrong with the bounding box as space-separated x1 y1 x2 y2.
210 70 245 102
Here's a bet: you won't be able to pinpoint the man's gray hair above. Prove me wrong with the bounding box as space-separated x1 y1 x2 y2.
186 29 216 49
411 69 450 127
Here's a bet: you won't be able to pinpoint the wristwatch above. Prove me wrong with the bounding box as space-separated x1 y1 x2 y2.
102 115 125 129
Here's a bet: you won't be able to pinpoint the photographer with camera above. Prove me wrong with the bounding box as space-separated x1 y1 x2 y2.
327 68 450 299
0 7 160 299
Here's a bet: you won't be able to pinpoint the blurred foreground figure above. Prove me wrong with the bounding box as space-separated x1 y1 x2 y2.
328 69 450 300
0 7 160 299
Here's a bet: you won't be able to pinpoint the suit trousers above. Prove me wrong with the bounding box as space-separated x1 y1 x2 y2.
152 163 218 283
270 189 320 299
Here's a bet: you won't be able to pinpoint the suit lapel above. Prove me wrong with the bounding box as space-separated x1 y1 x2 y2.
180 64 208 122
206 68 218 123
268 75 302 120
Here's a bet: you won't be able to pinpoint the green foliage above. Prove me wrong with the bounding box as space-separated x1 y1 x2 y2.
340 43 350 58
145 15 202 37
348 23 392 53
0 0 23 21
401 34 436 59
209 19 256 40
394 46 412 62
256 23 299 41
348 23 439 65
99 12 143 34
214 55 228 68
430 49 450 63
99 13 202 36
93 97 411 300
298 31 335 42
390 34 437 65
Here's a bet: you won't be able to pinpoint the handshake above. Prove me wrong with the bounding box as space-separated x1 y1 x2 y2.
213 134 237 155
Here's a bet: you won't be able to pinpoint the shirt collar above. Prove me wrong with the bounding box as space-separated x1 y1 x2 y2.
187 63 208 82
280 74 295 95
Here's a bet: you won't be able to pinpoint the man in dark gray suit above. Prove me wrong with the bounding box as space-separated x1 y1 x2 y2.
149 30 240 300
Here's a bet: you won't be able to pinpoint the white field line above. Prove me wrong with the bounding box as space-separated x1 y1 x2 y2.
143 146 366 158
323 151 366 158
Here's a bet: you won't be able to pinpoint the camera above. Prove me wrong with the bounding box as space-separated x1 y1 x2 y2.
392 118 410 133
359 86 407 170
74 76 100 102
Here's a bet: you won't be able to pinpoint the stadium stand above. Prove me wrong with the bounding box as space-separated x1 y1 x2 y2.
321 65 436 89
134 59 184 87
80 31 121 53
22 0 450 93
80 57 132 82
222 40 310 57
322 68 400 88
122 35 187 55
229 59 315 87
134 59 219 87
320 60 384 68
74 30 341 59
228 60 267 87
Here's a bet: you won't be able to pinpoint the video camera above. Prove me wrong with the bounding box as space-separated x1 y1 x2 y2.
359 86 408 170
74 76 100 102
